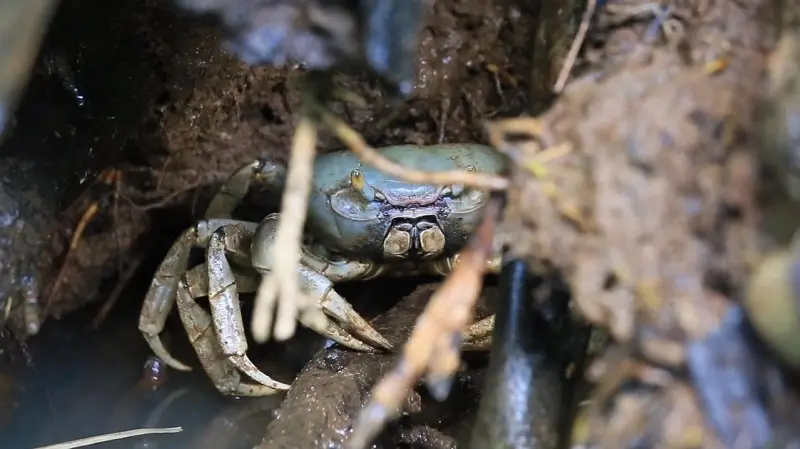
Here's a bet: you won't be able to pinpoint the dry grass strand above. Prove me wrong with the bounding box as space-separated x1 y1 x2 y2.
323 112 510 191
251 116 328 343
33 426 182 449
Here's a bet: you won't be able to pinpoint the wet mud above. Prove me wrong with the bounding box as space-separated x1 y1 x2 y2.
492 0 793 446
260 281 497 449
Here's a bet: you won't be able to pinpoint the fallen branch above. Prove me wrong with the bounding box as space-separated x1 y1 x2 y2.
33 426 182 449
322 111 510 191
346 198 501 449
553 0 597 93
251 115 328 343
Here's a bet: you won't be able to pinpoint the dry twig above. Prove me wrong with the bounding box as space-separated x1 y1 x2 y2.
554 0 597 93
33 426 182 449
322 111 510 191
346 199 501 449
251 115 328 343
46 168 121 309
91 251 146 329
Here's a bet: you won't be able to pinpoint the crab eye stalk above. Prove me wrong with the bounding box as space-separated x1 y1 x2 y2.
349 169 377 200
350 169 366 190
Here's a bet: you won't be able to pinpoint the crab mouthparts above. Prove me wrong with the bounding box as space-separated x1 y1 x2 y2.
382 216 446 259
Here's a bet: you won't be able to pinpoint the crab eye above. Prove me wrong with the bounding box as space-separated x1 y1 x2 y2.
350 169 365 190
349 169 377 200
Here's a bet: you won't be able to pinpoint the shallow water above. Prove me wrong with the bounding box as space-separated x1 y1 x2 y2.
0 291 307 449
0 269 412 449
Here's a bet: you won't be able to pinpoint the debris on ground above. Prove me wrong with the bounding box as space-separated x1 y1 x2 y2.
260 281 497 449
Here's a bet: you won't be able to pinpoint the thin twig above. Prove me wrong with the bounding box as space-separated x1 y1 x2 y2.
346 199 501 449
46 169 121 310
118 179 208 211
251 116 328 343
553 0 597 93
91 252 146 329
33 426 182 449
322 112 510 191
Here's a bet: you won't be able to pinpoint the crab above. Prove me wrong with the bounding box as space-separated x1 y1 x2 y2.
137 143 506 396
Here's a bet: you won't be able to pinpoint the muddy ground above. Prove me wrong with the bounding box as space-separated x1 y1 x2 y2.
1 0 796 447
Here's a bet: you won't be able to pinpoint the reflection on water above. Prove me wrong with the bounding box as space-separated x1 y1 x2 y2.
0 290 296 449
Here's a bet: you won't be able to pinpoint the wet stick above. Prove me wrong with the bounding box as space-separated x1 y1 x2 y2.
346 199 501 449
469 259 561 449
323 111 510 191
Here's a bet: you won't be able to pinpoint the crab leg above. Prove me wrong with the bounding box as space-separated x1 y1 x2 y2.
186 263 378 353
210 223 391 351
249 216 393 350
462 315 495 350
175 271 287 396
423 250 503 352
201 225 290 391
299 264 393 350
138 218 255 371
204 159 286 219
180 262 374 396
140 159 279 370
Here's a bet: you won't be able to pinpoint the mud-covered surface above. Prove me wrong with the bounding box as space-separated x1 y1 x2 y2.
0 159 59 337
0 0 179 341
491 0 795 447
8 0 796 447
261 281 496 449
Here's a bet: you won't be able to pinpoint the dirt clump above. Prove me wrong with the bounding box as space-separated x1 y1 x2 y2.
492 0 785 446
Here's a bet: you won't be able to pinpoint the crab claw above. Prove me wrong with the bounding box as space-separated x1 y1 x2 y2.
320 291 393 350
300 266 393 351
139 279 192 372
143 333 192 372
300 311 383 352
